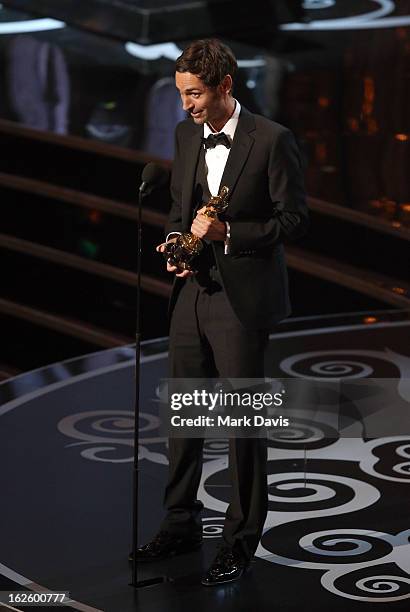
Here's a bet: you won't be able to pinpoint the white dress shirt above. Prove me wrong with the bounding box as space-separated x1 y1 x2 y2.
203 99 241 196
166 99 240 254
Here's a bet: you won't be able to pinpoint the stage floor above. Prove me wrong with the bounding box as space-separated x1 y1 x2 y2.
1 309 410 611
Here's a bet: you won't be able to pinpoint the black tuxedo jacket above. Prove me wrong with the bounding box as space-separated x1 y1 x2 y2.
166 106 308 330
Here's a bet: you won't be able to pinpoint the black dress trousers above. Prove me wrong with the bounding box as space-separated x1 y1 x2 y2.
161 277 269 560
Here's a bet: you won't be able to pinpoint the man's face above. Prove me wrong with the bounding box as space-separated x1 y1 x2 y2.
175 71 224 126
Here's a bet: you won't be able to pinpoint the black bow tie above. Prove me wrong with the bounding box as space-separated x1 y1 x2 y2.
201 132 231 150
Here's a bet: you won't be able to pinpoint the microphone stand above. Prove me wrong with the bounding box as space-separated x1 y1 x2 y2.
130 180 168 589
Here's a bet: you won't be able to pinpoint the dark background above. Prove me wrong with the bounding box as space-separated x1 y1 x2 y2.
0 0 409 378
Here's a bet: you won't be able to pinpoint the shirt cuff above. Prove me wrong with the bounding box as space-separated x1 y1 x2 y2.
224 222 231 255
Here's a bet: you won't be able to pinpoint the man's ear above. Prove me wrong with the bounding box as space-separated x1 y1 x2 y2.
219 74 233 95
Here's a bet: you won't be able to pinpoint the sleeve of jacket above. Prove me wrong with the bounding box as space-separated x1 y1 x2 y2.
228 128 308 254
165 123 184 238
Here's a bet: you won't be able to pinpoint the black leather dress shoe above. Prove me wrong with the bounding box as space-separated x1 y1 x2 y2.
129 530 202 563
201 546 250 586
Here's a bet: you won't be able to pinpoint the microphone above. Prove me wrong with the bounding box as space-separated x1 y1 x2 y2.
139 162 169 195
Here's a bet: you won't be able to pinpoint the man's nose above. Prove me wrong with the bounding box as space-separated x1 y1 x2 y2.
181 96 193 112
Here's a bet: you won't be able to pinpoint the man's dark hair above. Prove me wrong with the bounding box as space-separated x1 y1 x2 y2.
176 39 237 89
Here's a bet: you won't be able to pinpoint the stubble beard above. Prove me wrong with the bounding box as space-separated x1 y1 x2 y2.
191 111 207 124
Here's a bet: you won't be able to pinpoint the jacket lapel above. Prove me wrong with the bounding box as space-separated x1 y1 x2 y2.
181 107 256 227
182 128 202 230
218 107 255 200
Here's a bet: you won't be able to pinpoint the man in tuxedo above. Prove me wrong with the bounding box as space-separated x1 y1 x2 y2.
136 39 308 586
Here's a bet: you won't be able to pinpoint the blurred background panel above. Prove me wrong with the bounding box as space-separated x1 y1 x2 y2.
0 0 408 376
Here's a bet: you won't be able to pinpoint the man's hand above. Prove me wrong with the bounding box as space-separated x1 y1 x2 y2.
156 240 194 278
191 206 227 241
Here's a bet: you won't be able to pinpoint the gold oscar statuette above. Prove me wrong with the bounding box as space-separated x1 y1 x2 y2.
164 185 230 271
